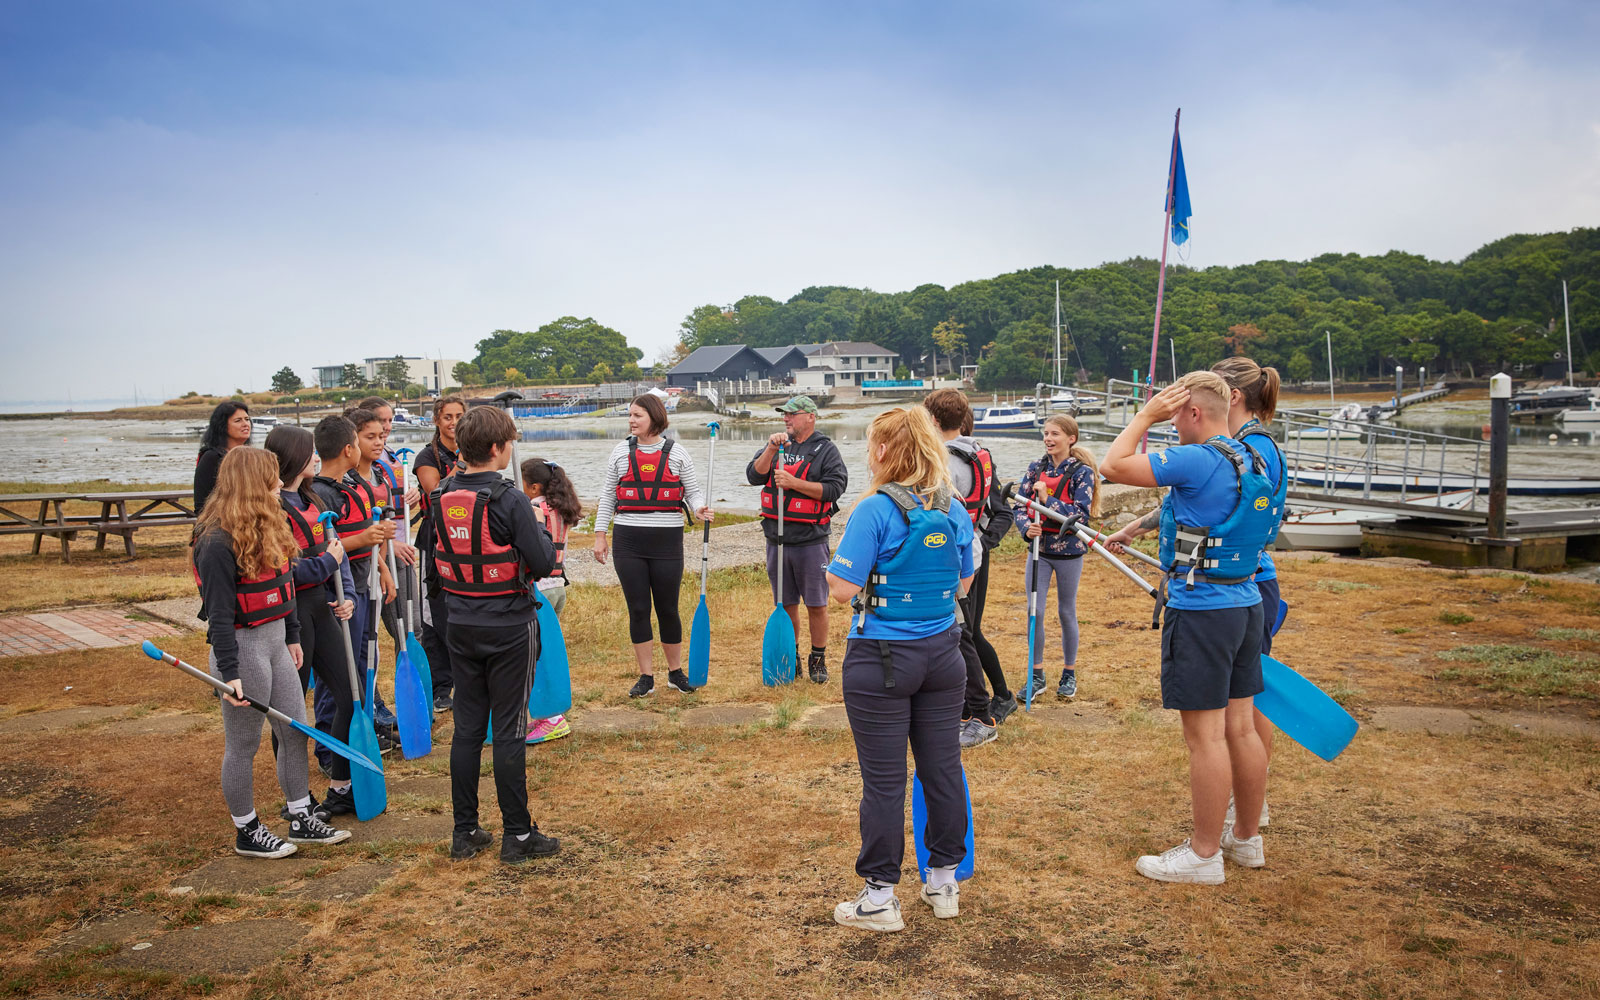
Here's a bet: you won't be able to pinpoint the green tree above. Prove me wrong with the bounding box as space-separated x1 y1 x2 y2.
894 363 911 379
621 361 643 379
452 361 480 386
559 363 576 380
376 356 411 389
589 361 612 384
473 317 645 383
339 363 365 389
270 367 303 394
1287 351 1313 382
503 366 522 385
931 318 968 369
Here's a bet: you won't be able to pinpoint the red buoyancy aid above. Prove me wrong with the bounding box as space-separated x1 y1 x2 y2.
281 497 331 593
615 438 685 514
316 476 375 564
947 440 995 527
758 439 832 526
536 499 569 583
1030 458 1080 535
432 478 528 597
192 557 295 628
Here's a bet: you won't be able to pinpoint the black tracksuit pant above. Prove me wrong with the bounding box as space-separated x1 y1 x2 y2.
274 583 355 783
961 546 1011 718
447 618 539 837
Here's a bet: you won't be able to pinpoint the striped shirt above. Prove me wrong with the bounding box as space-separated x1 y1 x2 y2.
594 437 706 534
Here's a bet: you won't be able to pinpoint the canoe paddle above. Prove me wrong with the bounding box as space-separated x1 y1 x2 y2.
528 588 572 718
1008 491 1359 760
912 766 976 882
1025 517 1041 712
391 446 433 721
322 512 387 819
142 641 383 776
761 483 798 686
687 421 718 689
383 514 432 759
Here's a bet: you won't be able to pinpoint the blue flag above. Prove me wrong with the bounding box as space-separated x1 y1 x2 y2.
1167 129 1191 245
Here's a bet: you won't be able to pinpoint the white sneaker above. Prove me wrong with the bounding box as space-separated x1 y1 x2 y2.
919 881 959 918
1224 795 1269 830
1135 840 1224 885
1220 828 1266 868
833 888 904 932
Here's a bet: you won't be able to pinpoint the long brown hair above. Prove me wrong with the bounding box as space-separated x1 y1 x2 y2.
195 447 298 577
264 425 322 510
521 457 583 526
859 407 952 507
1211 357 1281 424
1041 414 1102 518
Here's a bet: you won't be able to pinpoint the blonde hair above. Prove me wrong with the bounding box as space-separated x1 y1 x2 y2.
1212 357 1281 424
1041 414 1102 518
1173 370 1232 421
194 447 297 578
860 407 953 507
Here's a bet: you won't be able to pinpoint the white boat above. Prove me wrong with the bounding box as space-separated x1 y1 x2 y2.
1275 489 1478 551
1016 396 1039 409
392 406 415 423
1292 402 1365 441
974 405 1034 430
250 415 280 433
1045 390 1077 410
1556 398 1600 425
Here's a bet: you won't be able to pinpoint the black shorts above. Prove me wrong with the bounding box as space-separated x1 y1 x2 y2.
1159 603 1265 711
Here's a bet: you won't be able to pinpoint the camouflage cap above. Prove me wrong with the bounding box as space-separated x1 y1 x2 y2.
775 396 819 414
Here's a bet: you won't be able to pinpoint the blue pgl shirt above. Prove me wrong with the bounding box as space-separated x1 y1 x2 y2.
1148 439 1265 611
829 492 975 640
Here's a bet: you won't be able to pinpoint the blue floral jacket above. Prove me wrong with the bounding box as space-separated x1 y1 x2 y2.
1012 455 1095 557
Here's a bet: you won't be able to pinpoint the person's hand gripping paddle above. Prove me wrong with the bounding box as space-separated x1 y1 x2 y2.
761 482 798 686
687 421 719 688
321 511 387 818
383 512 432 759
142 641 382 776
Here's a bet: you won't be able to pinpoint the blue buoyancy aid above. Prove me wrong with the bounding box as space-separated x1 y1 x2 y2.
1237 421 1289 557
1158 438 1281 591
857 484 963 624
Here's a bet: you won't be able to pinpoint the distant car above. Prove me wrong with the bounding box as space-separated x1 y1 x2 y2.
541 391 567 398
666 387 684 395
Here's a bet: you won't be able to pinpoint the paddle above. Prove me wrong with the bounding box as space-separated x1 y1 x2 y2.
912 767 976 882
687 421 719 688
142 641 382 776
322 512 387 819
761 484 798 686
1025 520 1041 711
392 446 433 720
383 516 432 759
1009 490 1359 760
528 590 572 718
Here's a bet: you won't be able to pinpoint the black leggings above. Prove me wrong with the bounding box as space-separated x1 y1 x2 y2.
612 524 684 645
965 547 1010 701
274 584 355 782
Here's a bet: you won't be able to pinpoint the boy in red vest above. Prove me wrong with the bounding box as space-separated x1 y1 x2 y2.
430 405 560 863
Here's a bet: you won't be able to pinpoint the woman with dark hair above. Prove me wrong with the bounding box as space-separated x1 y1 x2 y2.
195 401 253 514
413 395 465 710
593 393 712 699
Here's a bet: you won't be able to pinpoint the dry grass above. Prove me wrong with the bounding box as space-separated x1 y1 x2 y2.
1 528 1598 998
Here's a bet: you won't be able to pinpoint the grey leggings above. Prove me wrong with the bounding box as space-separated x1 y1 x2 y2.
1026 552 1085 667
209 618 310 818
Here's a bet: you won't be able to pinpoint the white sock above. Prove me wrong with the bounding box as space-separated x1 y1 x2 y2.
516 832 530 842
331 782 350 793
864 882 895 906
928 865 957 890
232 811 257 829
286 796 312 816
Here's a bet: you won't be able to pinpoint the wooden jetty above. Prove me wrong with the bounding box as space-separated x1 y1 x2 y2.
1361 507 1600 570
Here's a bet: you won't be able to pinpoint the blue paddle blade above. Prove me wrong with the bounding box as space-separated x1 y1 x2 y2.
1024 618 1036 711
1256 654 1359 762
407 632 432 718
349 702 387 820
393 645 432 759
912 768 975 882
527 597 572 718
1272 599 1289 637
687 597 710 688
761 606 796 686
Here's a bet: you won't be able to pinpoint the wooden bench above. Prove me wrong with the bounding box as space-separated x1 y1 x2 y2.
0 492 81 562
0 490 196 562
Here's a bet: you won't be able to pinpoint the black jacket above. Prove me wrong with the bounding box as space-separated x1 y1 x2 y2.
428 471 558 627
744 431 849 546
194 528 301 681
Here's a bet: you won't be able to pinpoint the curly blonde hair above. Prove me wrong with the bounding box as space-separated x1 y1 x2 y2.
194 447 297 578
860 407 953 507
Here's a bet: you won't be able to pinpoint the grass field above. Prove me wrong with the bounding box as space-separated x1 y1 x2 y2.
0 517 1597 999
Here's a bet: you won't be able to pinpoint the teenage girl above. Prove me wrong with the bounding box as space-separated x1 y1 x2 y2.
1013 414 1102 702
593 394 712 699
195 401 253 515
192 446 352 857
264 426 360 819
413 395 466 710
521 456 583 744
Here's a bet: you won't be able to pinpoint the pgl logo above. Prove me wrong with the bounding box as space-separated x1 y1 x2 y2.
1253 497 1270 511
311 524 324 539
924 533 947 548
265 593 280 605
447 505 468 519
641 463 658 473
449 527 471 540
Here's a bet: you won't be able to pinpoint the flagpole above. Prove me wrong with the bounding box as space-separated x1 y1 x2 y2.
1143 107 1181 452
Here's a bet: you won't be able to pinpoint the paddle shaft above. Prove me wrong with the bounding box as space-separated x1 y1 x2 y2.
699 429 716 597
1026 527 1040 709
1012 490 1159 600
776 484 785 607
320 513 366 708
1080 523 1164 571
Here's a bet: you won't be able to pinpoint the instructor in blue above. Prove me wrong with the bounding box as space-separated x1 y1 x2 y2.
1100 371 1273 885
747 395 848 683
824 407 974 932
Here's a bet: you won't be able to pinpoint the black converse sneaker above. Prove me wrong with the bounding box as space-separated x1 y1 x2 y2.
666 669 698 694
628 674 654 698
235 820 297 859
287 811 352 845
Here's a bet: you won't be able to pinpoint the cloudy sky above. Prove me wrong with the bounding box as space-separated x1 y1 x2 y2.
2 0 1596 404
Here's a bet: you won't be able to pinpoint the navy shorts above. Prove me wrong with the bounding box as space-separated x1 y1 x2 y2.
767 540 831 608
1159 603 1265 711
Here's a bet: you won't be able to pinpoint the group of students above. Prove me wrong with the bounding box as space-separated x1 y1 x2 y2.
190 357 1289 916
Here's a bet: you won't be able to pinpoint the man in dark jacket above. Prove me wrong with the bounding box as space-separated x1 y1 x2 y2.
746 396 849 683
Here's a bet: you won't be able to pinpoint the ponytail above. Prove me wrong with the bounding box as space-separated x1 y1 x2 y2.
521 457 584 526
1212 358 1280 425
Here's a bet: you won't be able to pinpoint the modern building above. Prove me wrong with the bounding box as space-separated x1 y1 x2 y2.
666 345 774 388
315 357 461 392
790 342 898 390
751 346 812 382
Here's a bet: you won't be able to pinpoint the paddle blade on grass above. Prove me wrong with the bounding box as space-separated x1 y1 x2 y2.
1256 654 1359 762
687 597 710 688
761 606 796 686
527 597 572 718
912 767 975 882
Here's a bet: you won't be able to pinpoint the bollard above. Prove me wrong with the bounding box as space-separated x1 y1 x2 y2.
1487 373 1511 566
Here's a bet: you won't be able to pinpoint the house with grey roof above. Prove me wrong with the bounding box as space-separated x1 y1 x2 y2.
792 342 899 391
666 344 773 388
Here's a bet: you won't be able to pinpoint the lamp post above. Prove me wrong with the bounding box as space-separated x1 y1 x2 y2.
294 397 301 426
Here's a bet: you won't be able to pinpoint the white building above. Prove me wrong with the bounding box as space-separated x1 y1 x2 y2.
315 357 462 392
789 342 899 392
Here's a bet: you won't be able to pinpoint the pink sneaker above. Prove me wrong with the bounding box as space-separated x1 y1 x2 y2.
525 715 571 745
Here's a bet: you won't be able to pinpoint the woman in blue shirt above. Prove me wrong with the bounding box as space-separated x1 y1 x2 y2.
825 407 975 933
1012 415 1101 702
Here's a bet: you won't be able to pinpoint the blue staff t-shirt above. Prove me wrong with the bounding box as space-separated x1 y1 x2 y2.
829 491 975 640
1148 437 1265 611
1236 420 1284 582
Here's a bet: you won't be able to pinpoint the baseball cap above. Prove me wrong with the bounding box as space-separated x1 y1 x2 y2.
775 396 819 414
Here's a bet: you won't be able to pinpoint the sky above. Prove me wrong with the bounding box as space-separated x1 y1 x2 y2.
2 0 1597 404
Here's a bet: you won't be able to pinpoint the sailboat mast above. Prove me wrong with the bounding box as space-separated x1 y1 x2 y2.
1054 280 1062 386
1326 330 1336 410
1564 279 1575 387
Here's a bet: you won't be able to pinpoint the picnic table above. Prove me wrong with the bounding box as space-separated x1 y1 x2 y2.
0 490 196 563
